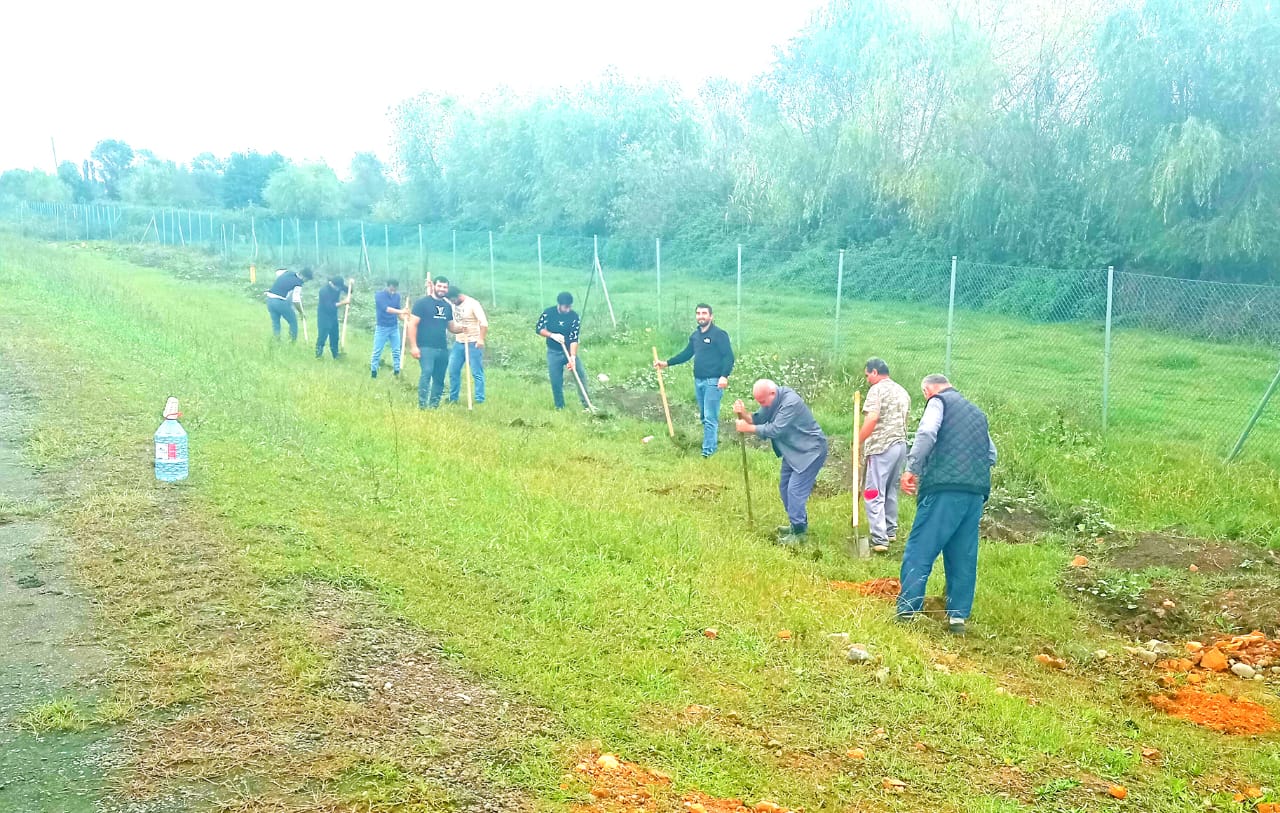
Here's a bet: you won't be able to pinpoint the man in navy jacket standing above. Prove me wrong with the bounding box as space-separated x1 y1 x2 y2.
654 304 735 457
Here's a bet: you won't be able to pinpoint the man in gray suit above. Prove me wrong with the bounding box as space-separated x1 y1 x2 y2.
733 379 828 545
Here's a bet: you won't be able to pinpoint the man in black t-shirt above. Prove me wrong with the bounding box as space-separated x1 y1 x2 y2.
315 276 351 359
265 267 313 341
535 291 590 410
408 277 462 409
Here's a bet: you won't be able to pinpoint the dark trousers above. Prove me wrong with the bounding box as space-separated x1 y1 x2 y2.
897 491 984 620
315 316 339 358
778 446 827 532
418 346 449 408
547 348 589 409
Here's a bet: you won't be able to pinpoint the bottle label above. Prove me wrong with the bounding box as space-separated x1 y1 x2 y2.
155 443 177 461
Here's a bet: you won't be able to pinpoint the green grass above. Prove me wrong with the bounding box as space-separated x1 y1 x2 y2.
0 234 1277 811
18 697 89 734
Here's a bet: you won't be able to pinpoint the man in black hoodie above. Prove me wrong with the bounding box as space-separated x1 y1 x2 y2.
654 304 734 457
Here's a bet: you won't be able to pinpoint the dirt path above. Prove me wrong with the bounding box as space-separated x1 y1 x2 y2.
0 381 113 810
0 363 542 810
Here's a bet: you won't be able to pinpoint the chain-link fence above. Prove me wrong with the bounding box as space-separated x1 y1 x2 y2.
6 199 1278 465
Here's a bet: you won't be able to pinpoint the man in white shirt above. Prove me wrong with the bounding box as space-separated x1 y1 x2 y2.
446 287 489 404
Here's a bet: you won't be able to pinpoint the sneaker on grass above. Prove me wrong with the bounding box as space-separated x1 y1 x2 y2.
948 618 967 636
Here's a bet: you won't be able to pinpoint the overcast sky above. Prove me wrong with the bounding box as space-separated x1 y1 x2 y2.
0 0 828 177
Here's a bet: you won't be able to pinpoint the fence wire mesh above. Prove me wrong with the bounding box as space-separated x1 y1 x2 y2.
6 200 1278 465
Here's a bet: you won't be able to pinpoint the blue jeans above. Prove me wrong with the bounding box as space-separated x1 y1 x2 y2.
897 491 985 620
267 297 297 340
370 324 402 373
547 348 589 409
418 346 449 408
779 445 827 532
694 378 724 456
447 343 485 403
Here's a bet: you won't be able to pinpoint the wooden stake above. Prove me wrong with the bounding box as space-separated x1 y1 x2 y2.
298 300 309 343
400 295 412 361
652 346 675 437
740 434 754 524
853 390 869 558
559 338 595 412
340 279 353 349
463 340 474 411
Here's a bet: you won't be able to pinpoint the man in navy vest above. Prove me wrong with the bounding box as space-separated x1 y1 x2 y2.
897 374 997 635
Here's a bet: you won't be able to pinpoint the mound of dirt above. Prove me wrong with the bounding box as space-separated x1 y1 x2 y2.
831 578 901 599
981 505 1052 544
1106 532 1260 573
570 751 799 813
1149 689 1278 735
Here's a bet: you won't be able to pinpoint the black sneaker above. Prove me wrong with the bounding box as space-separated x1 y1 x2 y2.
371 369 378 379
394 370 401 377
948 618 967 636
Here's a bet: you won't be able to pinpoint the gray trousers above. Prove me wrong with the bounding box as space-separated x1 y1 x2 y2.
864 441 906 544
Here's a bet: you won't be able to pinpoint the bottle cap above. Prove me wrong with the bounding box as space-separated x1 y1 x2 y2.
164 396 182 420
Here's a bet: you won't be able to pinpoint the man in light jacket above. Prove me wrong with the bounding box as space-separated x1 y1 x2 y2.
733 379 828 545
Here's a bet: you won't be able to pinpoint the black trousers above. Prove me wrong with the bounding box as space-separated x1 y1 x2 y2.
316 316 340 358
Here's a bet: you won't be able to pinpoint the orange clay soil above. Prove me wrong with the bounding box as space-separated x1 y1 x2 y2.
830 578 900 599
569 752 799 813
1149 689 1278 735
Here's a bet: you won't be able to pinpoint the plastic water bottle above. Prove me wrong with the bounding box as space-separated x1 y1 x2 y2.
154 396 188 482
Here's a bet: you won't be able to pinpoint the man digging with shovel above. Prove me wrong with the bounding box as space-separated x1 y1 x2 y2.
535 291 592 411
734 379 827 545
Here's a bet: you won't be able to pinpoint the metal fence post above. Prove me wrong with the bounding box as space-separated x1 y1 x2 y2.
833 249 845 357
655 237 662 328
945 255 957 377
1102 265 1115 433
736 244 743 347
1226 361 1280 463
537 234 544 304
488 230 496 306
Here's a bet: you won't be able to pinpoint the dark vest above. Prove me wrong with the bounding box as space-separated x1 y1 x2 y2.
918 388 992 499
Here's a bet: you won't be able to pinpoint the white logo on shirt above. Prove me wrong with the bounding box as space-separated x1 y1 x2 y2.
435 306 446 317
703 337 711 343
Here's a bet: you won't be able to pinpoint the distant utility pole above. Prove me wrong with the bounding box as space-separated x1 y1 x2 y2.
50 137 58 173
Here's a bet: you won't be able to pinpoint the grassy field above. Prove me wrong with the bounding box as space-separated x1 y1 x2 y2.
0 233 1277 812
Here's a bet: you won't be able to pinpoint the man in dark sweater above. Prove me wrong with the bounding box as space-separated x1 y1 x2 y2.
264 267 313 341
734 380 828 544
315 276 351 359
654 304 735 457
897 374 997 635
408 278 463 409
535 291 590 410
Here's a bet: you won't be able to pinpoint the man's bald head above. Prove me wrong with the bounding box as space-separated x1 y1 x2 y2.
753 379 779 407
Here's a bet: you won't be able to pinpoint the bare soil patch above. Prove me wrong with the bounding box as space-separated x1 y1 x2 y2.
1105 532 1269 573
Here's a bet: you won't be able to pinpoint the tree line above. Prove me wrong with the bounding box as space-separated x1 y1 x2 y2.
3 0 1277 284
